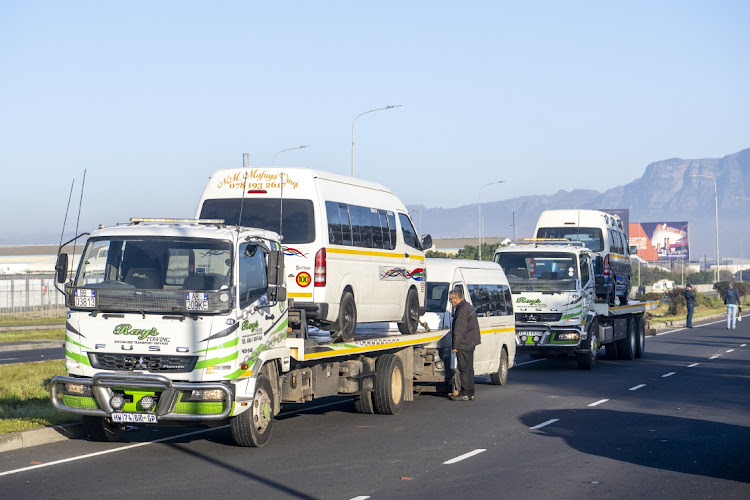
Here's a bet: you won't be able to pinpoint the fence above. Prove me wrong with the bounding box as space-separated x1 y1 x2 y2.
0 274 66 317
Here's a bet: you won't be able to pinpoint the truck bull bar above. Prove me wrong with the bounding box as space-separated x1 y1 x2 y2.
50 373 234 421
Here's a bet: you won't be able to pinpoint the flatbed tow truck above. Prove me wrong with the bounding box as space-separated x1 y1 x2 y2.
495 240 658 369
49 218 453 447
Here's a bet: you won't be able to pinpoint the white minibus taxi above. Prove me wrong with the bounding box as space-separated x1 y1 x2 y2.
196 167 431 342
534 209 636 304
423 258 516 385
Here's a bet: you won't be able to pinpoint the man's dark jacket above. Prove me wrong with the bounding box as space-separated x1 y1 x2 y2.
725 288 740 305
452 299 481 350
685 288 696 306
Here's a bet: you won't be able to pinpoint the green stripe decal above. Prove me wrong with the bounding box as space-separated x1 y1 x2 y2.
65 335 91 351
195 337 239 353
194 351 240 370
66 349 91 366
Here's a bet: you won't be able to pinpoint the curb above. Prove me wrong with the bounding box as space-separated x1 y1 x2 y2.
0 423 84 453
0 340 65 352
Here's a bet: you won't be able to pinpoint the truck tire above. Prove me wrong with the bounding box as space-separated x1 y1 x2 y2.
373 354 404 415
577 325 598 370
617 318 636 360
490 348 509 385
231 375 274 447
354 391 375 414
635 316 646 358
333 291 357 343
82 415 124 442
605 342 619 360
620 278 630 305
397 288 420 334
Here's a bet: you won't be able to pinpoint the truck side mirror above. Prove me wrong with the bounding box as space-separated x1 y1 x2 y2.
594 255 604 275
267 285 287 303
55 253 69 283
266 250 285 288
629 245 638 255
421 234 433 251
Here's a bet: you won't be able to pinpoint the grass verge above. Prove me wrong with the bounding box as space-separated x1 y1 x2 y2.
0 314 66 327
0 359 79 434
0 328 66 343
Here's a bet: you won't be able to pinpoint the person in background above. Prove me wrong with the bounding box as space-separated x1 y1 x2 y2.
725 282 741 330
684 284 696 328
449 288 481 401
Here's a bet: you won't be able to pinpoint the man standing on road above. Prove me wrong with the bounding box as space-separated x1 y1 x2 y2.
449 288 481 401
685 284 696 328
725 282 741 330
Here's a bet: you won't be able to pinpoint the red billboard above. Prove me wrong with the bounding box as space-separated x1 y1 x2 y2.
629 222 689 261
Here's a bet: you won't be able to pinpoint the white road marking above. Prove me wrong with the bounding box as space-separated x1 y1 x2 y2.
709 355 720 359
515 358 546 366
588 399 609 407
655 319 727 336
443 448 487 464
629 384 646 391
350 497 371 500
741 344 747 347
688 363 700 367
0 357 20 361
530 419 559 430
661 372 675 378
726 349 735 353
0 398 353 477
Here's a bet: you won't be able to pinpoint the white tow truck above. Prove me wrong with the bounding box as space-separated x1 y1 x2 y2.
494 240 658 370
49 218 451 447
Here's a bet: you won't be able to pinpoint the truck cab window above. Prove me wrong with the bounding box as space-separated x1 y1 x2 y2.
239 243 268 309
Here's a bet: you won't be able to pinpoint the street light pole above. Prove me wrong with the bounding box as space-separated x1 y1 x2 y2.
680 223 689 286
690 174 719 283
272 145 309 166
351 105 402 176
478 181 506 260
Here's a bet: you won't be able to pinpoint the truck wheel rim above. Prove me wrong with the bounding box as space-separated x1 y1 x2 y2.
391 365 403 403
253 388 272 433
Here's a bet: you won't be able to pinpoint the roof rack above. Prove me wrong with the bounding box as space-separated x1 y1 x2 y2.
507 238 586 248
129 218 226 226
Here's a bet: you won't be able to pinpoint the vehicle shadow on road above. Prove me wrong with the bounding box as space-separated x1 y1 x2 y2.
520 408 750 483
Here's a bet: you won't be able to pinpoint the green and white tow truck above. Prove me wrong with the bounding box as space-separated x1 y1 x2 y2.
494 240 658 370
50 218 449 447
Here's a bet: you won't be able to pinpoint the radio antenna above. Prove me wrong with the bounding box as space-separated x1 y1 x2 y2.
237 170 249 234
278 172 284 241
54 178 76 294
70 169 87 280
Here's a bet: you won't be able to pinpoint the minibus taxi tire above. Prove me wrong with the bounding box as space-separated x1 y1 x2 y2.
397 288 420 335
334 291 357 343
490 348 509 385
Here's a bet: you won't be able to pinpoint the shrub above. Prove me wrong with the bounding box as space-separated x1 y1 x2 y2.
664 287 686 316
636 292 665 302
713 281 750 299
696 292 722 308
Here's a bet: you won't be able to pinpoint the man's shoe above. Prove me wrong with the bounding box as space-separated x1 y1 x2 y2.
450 394 470 401
469 395 475 401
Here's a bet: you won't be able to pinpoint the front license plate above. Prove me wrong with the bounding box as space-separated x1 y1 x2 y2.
111 413 157 424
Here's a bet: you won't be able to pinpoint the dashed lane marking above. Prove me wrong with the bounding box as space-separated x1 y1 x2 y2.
655 319 727 336
530 419 559 430
709 355 720 359
688 363 700 367
588 399 609 407
443 449 487 464
629 384 646 391
726 349 735 353
661 372 675 378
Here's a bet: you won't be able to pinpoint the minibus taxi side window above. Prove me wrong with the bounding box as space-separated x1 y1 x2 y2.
338 204 353 246
370 208 384 249
398 213 420 250
386 212 397 250
325 201 344 245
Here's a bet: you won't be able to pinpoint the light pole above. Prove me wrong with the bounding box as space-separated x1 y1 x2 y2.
411 208 423 235
690 173 719 283
272 145 309 166
680 223 689 286
351 105 402 176
478 181 506 260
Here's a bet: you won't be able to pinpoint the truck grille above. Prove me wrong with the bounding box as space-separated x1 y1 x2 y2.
516 313 562 322
89 353 198 373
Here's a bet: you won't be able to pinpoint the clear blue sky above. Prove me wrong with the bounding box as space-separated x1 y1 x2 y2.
1 1 748 243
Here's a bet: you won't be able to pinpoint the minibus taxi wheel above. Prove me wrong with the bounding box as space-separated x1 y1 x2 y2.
334 291 357 343
397 288 420 334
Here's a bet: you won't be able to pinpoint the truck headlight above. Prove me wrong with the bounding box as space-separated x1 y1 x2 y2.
183 389 224 402
65 383 92 397
556 332 580 341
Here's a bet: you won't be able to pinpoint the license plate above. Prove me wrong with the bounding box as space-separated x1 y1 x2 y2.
111 413 157 424
74 289 96 308
185 292 208 311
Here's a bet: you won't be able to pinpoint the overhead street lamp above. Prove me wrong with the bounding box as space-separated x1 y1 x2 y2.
690 173 719 283
351 105 402 176
680 223 689 286
478 181 506 260
272 145 309 166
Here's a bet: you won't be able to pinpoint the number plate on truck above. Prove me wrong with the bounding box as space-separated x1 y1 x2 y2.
74 289 96 308
111 413 157 424
185 292 208 311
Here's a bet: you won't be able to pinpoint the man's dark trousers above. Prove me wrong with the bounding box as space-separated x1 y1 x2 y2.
686 303 694 327
456 349 475 397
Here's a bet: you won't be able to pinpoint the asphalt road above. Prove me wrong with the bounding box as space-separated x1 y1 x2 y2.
0 347 63 365
1 319 748 499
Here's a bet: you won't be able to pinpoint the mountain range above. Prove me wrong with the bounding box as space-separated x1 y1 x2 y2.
408 148 750 261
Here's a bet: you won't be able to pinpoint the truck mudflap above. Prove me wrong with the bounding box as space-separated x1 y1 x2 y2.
50 373 234 422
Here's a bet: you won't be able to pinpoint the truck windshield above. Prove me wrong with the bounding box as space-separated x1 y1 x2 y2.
536 227 603 252
495 252 579 292
199 198 315 244
70 237 234 314
425 282 450 312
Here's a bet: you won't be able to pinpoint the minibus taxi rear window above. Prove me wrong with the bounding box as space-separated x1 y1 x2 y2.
536 227 604 252
199 199 315 244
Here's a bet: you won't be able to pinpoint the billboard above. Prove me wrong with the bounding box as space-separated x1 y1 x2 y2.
599 208 630 239
629 222 689 261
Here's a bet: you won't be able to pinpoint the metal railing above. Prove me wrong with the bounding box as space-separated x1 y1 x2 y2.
0 273 65 316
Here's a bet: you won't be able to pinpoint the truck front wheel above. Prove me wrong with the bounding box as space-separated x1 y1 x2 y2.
373 354 404 415
82 415 124 442
231 375 274 447
577 325 598 370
